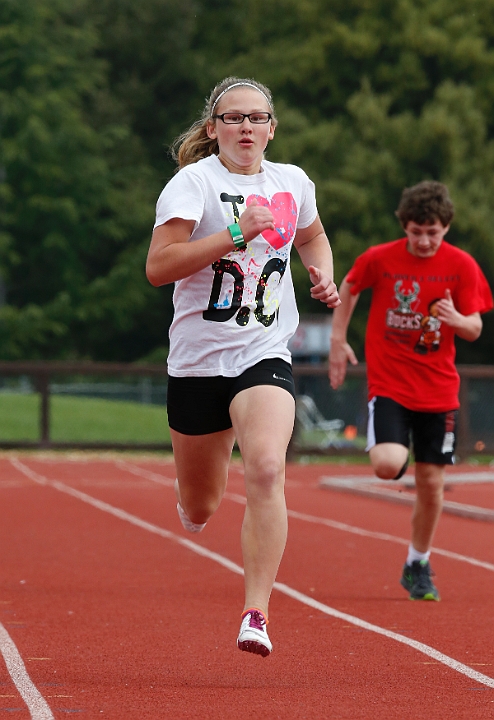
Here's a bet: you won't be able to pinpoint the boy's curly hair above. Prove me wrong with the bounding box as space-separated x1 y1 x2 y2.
395 181 455 228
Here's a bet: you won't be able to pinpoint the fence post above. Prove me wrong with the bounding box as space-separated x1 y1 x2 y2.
457 374 470 461
287 371 300 460
37 371 50 447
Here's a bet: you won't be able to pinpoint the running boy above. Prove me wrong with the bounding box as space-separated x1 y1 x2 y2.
329 181 493 600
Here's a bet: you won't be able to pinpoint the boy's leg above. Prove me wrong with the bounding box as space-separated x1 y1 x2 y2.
400 463 443 600
411 462 445 552
229 384 295 618
171 427 235 526
410 407 455 551
400 409 453 600
367 396 441 599
369 443 409 479
367 396 410 479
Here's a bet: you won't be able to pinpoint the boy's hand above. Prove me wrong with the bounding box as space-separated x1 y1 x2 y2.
435 289 462 327
329 339 358 389
309 266 341 308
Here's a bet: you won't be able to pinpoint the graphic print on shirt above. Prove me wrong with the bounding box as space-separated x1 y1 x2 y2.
220 192 244 222
203 191 297 327
414 298 443 354
248 192 297 250
385 281 443 352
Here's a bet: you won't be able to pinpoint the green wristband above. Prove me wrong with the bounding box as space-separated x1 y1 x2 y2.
228 223 247 251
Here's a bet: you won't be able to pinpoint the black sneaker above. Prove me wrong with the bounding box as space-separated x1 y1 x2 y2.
400 560 440 601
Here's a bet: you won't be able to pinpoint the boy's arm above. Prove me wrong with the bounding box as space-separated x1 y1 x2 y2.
329 276 360 389
294 217 341 308
436 289 483 341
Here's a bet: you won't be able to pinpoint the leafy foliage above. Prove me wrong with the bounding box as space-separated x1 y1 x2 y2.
1 0 494 362
0 0 165 360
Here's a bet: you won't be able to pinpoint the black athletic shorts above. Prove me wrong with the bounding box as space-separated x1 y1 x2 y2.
167 358 295 436
367 396 457 465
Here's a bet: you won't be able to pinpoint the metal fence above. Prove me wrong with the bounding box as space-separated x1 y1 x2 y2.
0 361 169 451
292 363 494 460
0 360 492 459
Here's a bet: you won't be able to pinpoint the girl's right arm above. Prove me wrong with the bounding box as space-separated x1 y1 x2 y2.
146 219 234 286
146 201 275 287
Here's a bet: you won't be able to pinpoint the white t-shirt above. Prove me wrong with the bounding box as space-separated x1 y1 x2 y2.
154 154 318 377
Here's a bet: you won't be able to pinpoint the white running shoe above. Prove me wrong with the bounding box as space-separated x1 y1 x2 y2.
175 478 207 533
237 609 272 657
176 502 207 533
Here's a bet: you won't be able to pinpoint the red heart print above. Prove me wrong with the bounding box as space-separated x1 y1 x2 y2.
246 193 298 250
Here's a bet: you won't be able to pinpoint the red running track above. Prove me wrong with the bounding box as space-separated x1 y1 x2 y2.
0 453 493 719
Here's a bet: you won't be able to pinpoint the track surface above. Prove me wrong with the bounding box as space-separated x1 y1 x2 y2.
1 453 493 719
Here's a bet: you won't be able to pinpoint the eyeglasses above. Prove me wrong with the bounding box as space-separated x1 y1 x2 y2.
211 112 272 125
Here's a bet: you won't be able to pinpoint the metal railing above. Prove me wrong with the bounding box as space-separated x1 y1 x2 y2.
0 360 492 459
292 363 494 459
0 361 170 451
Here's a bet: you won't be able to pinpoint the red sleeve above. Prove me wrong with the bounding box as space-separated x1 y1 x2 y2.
346 247 379 295
455 256 493 316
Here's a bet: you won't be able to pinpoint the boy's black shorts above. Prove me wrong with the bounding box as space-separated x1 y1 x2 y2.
167 358 295 436
367 396 457 465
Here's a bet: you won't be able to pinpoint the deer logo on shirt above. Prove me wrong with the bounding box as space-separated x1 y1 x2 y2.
394 281 420 313
386 281 422 330
385 281 443 351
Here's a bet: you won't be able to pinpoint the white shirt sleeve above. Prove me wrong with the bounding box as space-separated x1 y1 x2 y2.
297 174 318 229
154 168 206 230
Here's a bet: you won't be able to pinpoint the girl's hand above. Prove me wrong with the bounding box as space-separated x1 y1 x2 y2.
238 199 275 243
309 266 341 308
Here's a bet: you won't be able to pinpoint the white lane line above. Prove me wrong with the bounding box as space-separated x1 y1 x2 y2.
285 509 494 573
10 457 494 690
117 461 494 573
0 624 54 720
271 584 494 687
114 461 174 486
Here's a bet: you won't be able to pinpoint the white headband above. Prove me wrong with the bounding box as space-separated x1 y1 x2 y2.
210 82 272 114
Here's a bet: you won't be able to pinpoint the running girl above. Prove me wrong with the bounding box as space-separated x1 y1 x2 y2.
146 76 340 656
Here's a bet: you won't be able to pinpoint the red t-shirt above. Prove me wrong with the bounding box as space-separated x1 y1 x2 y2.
346 238 493 412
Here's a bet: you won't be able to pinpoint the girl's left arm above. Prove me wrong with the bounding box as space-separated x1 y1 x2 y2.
294 216 341 308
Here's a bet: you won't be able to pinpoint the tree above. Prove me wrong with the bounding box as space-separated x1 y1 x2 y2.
198 0 494 359
0 0 168 360
2 0 494 363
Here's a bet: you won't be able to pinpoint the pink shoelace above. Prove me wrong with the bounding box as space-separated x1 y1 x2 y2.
246 610 266 630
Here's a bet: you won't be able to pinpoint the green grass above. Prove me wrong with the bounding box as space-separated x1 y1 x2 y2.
0 394 40 440
294 454 370 465
0 393 171 443
2 393 491 465
464 455 494 465
296 427 367 449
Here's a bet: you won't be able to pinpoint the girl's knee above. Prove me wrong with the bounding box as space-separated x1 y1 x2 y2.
176 478 226 525
182 495 221 525
244 454 286 495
